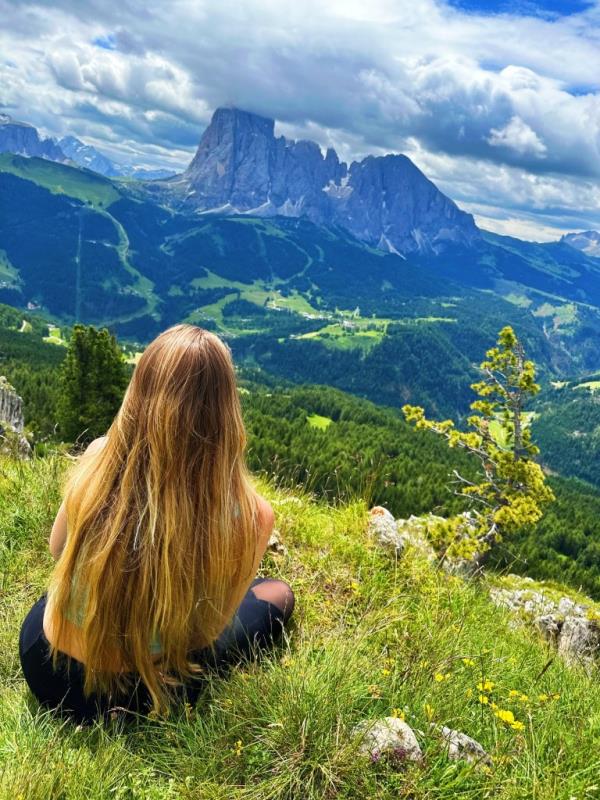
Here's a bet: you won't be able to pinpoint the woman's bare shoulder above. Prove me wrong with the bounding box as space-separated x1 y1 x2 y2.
82 435 108 456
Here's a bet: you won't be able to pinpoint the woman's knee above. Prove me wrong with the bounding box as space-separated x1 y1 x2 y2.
252 579 295 621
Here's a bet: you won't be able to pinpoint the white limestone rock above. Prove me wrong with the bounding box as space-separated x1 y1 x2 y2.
353 717 423 764
432 724 491 766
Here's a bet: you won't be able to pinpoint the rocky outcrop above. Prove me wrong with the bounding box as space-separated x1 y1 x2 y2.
368 506 480 574
0 376 31 457
180 107 480 256
489 578 600 669
0 114 66 162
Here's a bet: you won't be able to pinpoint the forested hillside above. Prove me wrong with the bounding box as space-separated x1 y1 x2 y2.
5 155 600 420
2 305 599 600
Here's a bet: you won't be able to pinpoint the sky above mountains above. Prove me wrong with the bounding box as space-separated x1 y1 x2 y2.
1 0 599 242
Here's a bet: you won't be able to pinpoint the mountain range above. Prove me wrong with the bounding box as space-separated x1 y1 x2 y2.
0 114 175 181
2 105 600 415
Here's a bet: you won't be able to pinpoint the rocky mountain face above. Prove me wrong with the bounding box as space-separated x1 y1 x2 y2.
181 107 480 255
562 230 600 258
0 114 66 162
58 135 120 177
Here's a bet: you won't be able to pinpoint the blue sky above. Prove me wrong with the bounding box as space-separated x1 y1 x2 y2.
1 0 600 241
447 0 594 16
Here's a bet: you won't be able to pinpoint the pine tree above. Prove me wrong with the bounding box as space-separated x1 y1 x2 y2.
403 326 555 564
57 324 128 444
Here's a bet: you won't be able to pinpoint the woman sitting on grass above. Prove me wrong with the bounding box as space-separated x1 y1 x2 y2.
19 324 295 722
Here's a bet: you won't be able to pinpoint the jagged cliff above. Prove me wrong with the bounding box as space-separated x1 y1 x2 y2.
0 114 66 162
179 107 480 256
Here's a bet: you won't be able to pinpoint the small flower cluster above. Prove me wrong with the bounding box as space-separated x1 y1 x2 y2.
232 739 243 757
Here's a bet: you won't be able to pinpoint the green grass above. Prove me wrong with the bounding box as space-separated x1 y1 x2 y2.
1 452 600 798
306 413 333 430
0 154 120 208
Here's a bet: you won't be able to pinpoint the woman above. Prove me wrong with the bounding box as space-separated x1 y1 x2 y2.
19 324 294 722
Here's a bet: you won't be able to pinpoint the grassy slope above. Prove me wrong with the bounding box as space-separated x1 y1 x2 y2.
0 154 120 208
1 453 600 799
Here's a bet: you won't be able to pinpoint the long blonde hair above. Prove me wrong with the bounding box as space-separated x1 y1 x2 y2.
48 324 259 712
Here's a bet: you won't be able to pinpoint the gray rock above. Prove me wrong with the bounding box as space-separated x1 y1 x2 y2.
0 376 30 458
533 614 562 642
368 506 407 556
432 724 491 766
267 528 288 556
558 616 600 666
353 717 423 764
181 107 480 257
489 580 600 667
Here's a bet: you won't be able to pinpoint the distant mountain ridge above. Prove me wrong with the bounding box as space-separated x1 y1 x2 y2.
0 114 67 162
561 230 600 259
178 107 480 256
58 135 176 181
0 113 174 180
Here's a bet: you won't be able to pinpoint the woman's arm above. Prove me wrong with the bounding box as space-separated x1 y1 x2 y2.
249 496 275 576
48 498 68 560
48 436 108 560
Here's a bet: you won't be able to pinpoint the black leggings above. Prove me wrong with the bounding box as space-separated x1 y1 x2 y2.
19 578 292 723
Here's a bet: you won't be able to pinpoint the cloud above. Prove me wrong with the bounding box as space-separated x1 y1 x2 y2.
488 115 547 158
0 0 599 238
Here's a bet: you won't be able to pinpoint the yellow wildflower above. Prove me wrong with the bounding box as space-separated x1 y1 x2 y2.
495 709 515 725
508 689 520 698
462 658 476 667
392 708 405 720
424 703 435 720
382 668 391 677
519 693 529 703
511 720 525 731
477 680 495 692
538 693 549 702
434 672 448 683
478 695 489 705
233 740 243 757
465 688 473 699
552 693 561 701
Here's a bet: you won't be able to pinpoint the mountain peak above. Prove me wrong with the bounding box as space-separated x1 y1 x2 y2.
561 230 600 258
181 106 479 254
0 114 66 162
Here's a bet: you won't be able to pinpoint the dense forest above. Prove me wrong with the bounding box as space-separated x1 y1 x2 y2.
1 304 600 598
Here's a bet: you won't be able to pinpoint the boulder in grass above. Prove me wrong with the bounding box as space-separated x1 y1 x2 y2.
353 717 423 765
267 528 288 556
558 616 600 668
432 724 491 767
368 507 407 556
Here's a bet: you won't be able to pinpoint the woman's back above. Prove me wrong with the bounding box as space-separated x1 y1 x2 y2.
31 325 281 714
